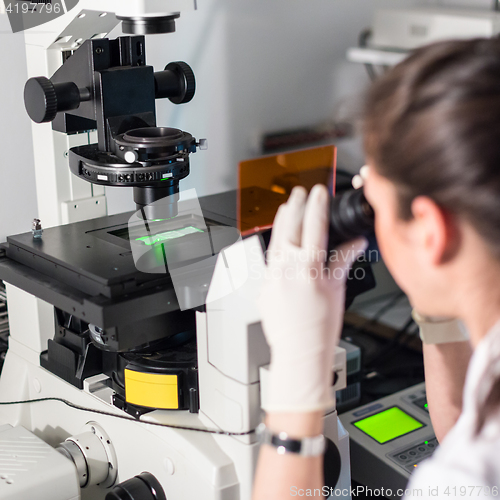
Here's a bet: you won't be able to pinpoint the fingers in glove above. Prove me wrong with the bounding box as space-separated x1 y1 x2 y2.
281 186 307 247
302 184 329 262
267 204 288 256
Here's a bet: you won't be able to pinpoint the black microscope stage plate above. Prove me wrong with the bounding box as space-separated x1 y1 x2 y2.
0 188 285 329
4 190 248 298
6 211 155 297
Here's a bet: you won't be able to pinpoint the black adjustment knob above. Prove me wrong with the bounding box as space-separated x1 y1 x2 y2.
105 472 166 500
24 76 91 124
24 77 58 123
154 61 196 104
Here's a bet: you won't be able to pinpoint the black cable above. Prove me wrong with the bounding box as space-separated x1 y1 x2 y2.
0 397 255 437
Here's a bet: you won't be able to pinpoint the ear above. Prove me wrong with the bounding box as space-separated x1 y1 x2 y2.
410 196 458 265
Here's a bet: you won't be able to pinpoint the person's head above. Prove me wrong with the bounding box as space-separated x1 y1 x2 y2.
362 38 500 323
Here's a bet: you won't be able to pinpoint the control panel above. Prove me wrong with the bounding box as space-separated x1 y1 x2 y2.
340 383 435 498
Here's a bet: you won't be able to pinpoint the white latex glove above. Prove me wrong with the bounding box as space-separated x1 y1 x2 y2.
258 185 368 413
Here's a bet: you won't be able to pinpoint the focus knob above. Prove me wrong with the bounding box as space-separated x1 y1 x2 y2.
24 76 91 124
24 77 58 123
154 61 196 104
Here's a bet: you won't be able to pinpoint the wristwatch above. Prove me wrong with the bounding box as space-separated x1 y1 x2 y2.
255 423 326 457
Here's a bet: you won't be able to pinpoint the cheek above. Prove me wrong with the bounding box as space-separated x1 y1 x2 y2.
374 211 413 288
374 211 398 260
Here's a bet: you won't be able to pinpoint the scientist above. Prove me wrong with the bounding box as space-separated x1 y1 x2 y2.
252 37 500 499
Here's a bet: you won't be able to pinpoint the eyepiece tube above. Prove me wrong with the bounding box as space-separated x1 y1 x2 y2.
328 189 375 251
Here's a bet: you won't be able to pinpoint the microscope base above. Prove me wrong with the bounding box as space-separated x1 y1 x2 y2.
0 340 351 499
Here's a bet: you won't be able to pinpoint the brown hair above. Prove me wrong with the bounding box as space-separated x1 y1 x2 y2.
363 38 500 434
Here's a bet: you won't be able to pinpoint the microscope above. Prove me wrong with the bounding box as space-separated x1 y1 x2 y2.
0 2 375 499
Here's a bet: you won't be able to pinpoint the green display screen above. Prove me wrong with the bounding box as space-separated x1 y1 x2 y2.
353 407 424 444
135 226 204 246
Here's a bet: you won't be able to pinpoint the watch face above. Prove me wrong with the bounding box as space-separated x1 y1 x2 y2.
254 424 325 456
271 434 303 454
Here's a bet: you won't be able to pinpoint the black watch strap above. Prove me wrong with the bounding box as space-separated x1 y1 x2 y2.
256 423 326 457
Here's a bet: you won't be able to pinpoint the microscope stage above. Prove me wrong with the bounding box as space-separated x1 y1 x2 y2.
0 189 245 331
4 211 221 298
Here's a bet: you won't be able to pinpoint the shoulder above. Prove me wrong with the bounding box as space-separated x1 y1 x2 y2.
407 416 500 498
407 461 496 500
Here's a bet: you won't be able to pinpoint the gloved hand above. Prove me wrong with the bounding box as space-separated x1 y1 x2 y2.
258 185 367 413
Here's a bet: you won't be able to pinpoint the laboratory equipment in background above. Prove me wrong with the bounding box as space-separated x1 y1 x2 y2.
340 383 435 499
347 7 500 72
336 339 362 413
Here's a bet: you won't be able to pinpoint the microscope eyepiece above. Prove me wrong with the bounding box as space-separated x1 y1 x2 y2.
328 189 375 251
